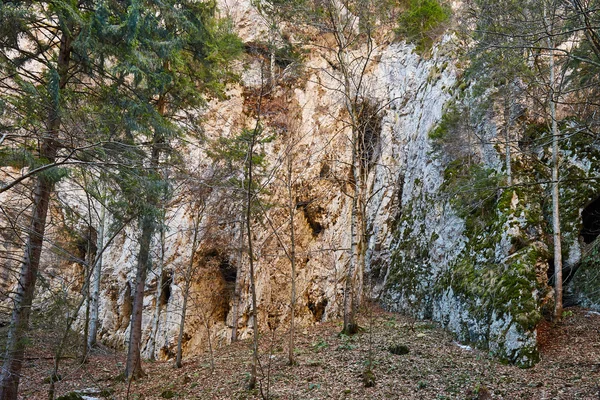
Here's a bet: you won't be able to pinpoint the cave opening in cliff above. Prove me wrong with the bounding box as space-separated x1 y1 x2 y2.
217 257 236 323
159 270 173 307
308 298 328 322
581 196 600 244
297 199 324 237
218 258 236 285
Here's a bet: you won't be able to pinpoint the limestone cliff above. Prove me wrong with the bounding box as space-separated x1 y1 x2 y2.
3 0 600 369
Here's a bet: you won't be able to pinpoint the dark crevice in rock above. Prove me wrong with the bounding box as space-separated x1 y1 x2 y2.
307 298 328 322
159 270 173 307
581 196 600 244
297 199 324 237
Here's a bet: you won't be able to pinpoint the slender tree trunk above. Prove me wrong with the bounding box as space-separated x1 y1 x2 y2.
247 132 259 390
88 201 106 348
343 133 361 335
174 280 190 369
175 213 199 368
287 156 297 366
231 221 244 343
548 30 563 320
80 175 96 365
0 30 71 400
147 226 165 361
354 179 366 321
201 308 215 371
80 251 92 364
503 92 513 187
326 1 372 334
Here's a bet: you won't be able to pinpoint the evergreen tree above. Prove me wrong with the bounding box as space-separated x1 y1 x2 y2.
0 2 132 397
97 0 242 381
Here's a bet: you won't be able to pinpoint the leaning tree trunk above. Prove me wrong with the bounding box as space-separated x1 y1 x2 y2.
0 31 71 400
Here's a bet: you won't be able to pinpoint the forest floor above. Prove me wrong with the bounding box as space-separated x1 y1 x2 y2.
16 306 600 399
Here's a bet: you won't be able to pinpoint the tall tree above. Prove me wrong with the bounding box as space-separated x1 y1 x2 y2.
0 1 130 396
208 85 273 387
106 0 242 381
468 0 600 318
254 0 392 334
175 207 203 368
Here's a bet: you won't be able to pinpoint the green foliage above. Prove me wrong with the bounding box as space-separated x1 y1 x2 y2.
311 338 329 352
336 334 357 350
429 104 460 143
207 126 273 206
442 161 502 233
395 0 451 53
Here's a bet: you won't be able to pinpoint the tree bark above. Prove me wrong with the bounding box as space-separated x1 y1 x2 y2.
125 215 153 380
125 87 166 381
287 155 297 365
0 29 71 400
231 221 244 343
88 201 106 348
549 38 563 320
147 226 165 361
247 130 259 390
175 212 199 368
503 90 513 187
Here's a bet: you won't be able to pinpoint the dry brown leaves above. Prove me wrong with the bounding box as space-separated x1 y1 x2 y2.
18 307 600 399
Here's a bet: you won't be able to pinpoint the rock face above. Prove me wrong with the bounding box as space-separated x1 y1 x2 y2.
3 0 600 368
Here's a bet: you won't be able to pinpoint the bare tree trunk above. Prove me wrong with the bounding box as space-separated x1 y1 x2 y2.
174 280 190 368
147 226 165 361
231 221 244 343
175 210 201 368
503 92 513 187
343 186 359 334
247 131 259 390
88 201 106 348
324 0 373 335
548 29 563 320
80 247 92 364
125 216 153 380
80 173 97 365
287 155 297 366
0 30 71 400
199 306 215 371
354 180 366 321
